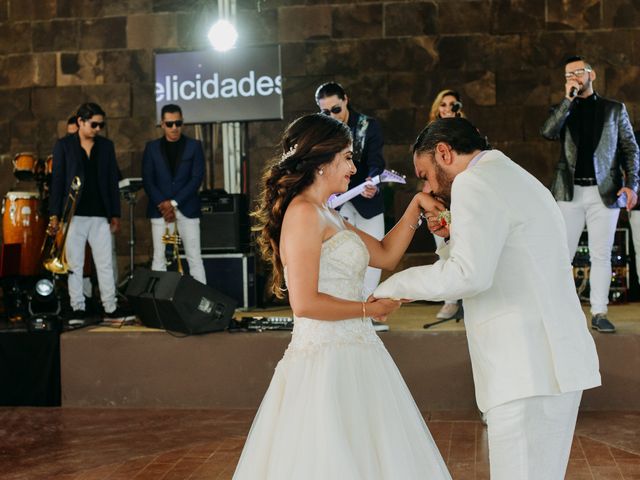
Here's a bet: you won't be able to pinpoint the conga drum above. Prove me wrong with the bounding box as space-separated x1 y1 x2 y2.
13 153 38 181
1 191 47 276
44 154 53 177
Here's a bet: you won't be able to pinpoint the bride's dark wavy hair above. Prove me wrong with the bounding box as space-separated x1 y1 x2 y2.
252 114 352 298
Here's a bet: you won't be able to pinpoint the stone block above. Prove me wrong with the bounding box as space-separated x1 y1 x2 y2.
32 19 79 53
80 17 127 50
490 0 544 34
278 6 332 43
281 75 326 112
604 66 640 104
0 0 7 21
0 121 10 154
108 117 157 152
152 0 200 13
496 69 550 106
377 108 418 145
499 140 558 187
235 8 278 47
305 41 362 76
0 22 31 54
10 119 39 153
31 86 85 120
9 0 56 20
176 12 210 50
103 50 153 84
57 51 104 86
521 32 577 69
369 37 438 73
82 84 132 118
437 34 520 72
0 54 56 88
332 4 382 39
385 2 436 37
547 0 602 30
127 13 178 49
472 106 523 143
387 72 434 110
437 1 490 34
36 119 59 157
603 0 640 28
248 121 283 150
281 43 306 77
346 74 389 111
576 30 634 68
522 105 553 142
0 89 32 121
103 0 152 16
131 83 157 118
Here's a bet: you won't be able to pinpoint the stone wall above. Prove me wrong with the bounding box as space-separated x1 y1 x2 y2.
1 0 640 266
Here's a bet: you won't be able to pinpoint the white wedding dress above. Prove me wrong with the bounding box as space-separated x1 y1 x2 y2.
233 230 451 479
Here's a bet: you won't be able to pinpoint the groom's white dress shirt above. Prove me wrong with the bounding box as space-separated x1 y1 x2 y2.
375 150 601 413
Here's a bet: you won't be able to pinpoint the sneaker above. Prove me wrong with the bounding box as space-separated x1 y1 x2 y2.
591 313 616 333
104 306 135 320
64 309 86 321
436 301 464 320
372 320 390 332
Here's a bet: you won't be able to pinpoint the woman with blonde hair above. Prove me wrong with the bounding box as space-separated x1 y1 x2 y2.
233 113 451 479
427 89 465 324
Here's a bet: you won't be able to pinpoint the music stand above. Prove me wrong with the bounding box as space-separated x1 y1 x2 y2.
118 178 143 288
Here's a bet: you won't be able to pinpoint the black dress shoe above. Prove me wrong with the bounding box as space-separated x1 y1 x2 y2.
591 314 616 333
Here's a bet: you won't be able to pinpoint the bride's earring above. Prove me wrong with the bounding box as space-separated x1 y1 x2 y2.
318 168 324 176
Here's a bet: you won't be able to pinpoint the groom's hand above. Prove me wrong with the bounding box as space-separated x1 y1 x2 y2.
427 217 450 238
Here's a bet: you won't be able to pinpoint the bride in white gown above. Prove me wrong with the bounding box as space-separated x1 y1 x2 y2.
233 114 452 480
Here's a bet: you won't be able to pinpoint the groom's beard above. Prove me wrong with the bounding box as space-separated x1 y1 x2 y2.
432 162 454 207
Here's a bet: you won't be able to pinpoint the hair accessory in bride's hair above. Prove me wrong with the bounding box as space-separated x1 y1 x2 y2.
280 143 298 163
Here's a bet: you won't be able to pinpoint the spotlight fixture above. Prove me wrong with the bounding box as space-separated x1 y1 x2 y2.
28 278 61 317
207 19 238 52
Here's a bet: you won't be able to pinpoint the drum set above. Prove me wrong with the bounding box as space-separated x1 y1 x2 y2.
1 152 55 323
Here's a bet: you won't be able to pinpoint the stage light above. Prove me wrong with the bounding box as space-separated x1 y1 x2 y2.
208 20 238 52
28 277 60 317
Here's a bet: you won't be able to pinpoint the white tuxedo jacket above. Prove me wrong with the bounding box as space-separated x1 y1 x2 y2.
375 150 601 412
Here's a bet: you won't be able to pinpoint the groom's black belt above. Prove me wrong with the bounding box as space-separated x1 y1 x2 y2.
574 177 598 186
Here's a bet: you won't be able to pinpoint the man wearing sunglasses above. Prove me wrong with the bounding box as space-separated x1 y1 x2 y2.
314 82 387 331
541 55 639 333
49 102 127 320
142 103 206 284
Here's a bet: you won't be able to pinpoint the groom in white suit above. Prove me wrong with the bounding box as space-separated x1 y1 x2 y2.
374 118 601 480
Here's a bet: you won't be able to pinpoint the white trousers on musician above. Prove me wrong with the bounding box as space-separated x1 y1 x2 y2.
338 201 385 298
66 216 117 313
150 210 206 284
486 390 582 480
558 186 620 315
629 210 640 285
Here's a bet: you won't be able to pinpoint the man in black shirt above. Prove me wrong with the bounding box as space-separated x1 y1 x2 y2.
49 103 124 319
142 104 206 283
541 56 639 333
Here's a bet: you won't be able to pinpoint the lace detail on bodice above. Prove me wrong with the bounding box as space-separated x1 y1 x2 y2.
283 230 384 356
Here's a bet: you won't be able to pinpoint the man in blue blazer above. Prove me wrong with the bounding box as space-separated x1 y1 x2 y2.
142 104 206 284
48 102 124 319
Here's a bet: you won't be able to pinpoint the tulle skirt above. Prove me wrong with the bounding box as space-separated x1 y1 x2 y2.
233 341 452 479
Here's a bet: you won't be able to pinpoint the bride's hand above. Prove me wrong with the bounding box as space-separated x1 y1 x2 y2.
366 298 402 322
413 192 445 217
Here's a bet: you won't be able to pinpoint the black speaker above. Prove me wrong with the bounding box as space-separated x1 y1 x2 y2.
199 190 250 253
125 269 237 334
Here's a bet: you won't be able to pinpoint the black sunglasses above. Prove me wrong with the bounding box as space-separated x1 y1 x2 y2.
321 105 342 116
164 120 184 128
88 121 105 129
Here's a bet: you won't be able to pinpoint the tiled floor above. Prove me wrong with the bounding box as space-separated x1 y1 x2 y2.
1 408 638 479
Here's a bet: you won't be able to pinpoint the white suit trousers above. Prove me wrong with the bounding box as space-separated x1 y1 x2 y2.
338 201 385 298
485 390 582 480
557 186 620 314
150 210 206 284
629 210 640 285
66 216 117 313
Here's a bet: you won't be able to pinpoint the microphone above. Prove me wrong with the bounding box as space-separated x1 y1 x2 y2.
452 101 463 114
569 86 578 98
